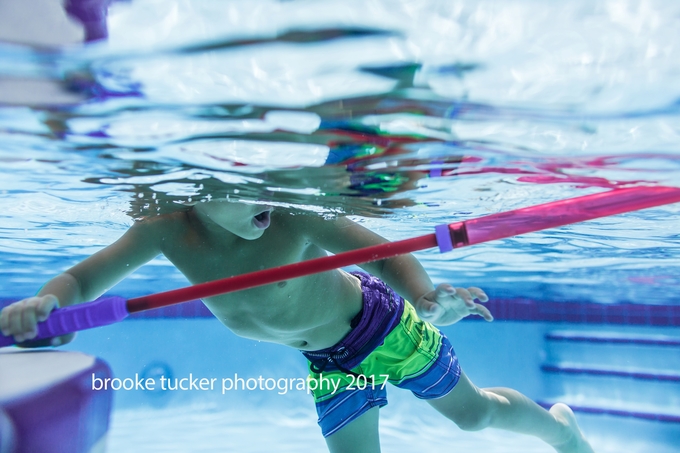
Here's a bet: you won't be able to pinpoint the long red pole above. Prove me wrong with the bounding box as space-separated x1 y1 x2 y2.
126 185 680 312
3 185 679 347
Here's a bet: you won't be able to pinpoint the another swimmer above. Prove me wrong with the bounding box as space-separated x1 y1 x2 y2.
0 199 595 453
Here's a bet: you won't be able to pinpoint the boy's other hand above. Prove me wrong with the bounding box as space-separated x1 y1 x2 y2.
415 284 492 325
0 295 74 346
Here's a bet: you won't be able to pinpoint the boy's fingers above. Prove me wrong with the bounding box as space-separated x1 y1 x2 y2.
0 305 9 335
425 301 441 314
454 287 476 308
0 296 67 346
6 304 25 339
36 295 58 321
468 287 489 302
0 296 57 340
434 284 455 299
20 301 39 340
474 303 494 322
418 300 442 321
435 284 488 306
51 332 75 346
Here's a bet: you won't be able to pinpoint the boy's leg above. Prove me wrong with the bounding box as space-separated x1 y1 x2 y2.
325 406 381 453
426 371 594 453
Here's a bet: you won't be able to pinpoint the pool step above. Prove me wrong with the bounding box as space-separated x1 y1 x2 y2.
541 365 680 415
541 330 680 425
544 330 680 373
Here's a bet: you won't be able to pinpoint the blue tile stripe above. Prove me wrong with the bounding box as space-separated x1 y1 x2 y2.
541 365 680 382
1 297 679 325
545 333 680 347
537 401 680 424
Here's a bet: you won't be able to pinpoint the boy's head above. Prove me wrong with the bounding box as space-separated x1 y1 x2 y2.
193 199 273 240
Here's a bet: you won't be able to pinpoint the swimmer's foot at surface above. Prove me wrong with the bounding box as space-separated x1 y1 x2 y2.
549 403 596 453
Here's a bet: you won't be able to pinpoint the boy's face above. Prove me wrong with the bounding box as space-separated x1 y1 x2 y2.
194 199 273 240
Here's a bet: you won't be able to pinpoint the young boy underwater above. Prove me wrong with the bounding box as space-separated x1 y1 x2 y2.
0 199 595 453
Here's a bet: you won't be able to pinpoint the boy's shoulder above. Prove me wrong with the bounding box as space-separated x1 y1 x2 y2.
130 210 192 238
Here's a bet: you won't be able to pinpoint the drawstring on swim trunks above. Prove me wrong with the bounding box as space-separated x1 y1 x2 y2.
308 346 362 378
304 272 402 380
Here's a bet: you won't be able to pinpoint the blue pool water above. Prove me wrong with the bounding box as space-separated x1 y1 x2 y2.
1 0 680 452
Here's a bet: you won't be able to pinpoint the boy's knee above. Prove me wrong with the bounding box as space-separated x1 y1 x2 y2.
451 407 492 432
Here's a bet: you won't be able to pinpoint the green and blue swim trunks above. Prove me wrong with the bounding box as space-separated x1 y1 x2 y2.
302 272 461 437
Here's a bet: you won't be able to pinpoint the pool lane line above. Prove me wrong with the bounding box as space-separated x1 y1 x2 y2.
540 365 680 382
2 185 680 347
545 332 680 347
536 401 680 424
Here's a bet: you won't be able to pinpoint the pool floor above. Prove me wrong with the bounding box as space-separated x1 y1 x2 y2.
106 397 676 453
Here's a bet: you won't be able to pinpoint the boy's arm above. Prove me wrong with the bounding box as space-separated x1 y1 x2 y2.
297 215 492 325
59 217 167 303
0 217 167 344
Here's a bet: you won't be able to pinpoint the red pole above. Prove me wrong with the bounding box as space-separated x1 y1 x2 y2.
127 233 438 312
127 186 680 313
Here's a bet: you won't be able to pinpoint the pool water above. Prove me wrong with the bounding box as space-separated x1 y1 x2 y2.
1 0 680 452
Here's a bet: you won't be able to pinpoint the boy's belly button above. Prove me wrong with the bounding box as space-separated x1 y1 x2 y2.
287 340 308 349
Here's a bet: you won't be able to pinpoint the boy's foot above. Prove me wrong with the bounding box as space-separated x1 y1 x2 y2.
549 403 595 453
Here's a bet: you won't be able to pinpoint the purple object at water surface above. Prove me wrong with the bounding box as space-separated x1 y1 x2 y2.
65 0 112 42
0 351 113 453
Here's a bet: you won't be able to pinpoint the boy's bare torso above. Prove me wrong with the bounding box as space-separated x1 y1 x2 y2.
158 209 364 351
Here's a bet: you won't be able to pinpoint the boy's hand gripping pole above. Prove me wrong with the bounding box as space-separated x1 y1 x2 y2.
0 297 129 347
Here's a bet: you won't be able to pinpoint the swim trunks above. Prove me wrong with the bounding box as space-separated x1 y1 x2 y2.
302 272 461 437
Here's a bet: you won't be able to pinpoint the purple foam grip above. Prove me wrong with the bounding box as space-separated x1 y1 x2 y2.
0 297 128 347
435 224 453 253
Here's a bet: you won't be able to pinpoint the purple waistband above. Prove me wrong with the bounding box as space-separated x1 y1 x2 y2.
303 272 404 372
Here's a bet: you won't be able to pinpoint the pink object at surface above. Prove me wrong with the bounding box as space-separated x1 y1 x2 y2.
463 186 680 245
